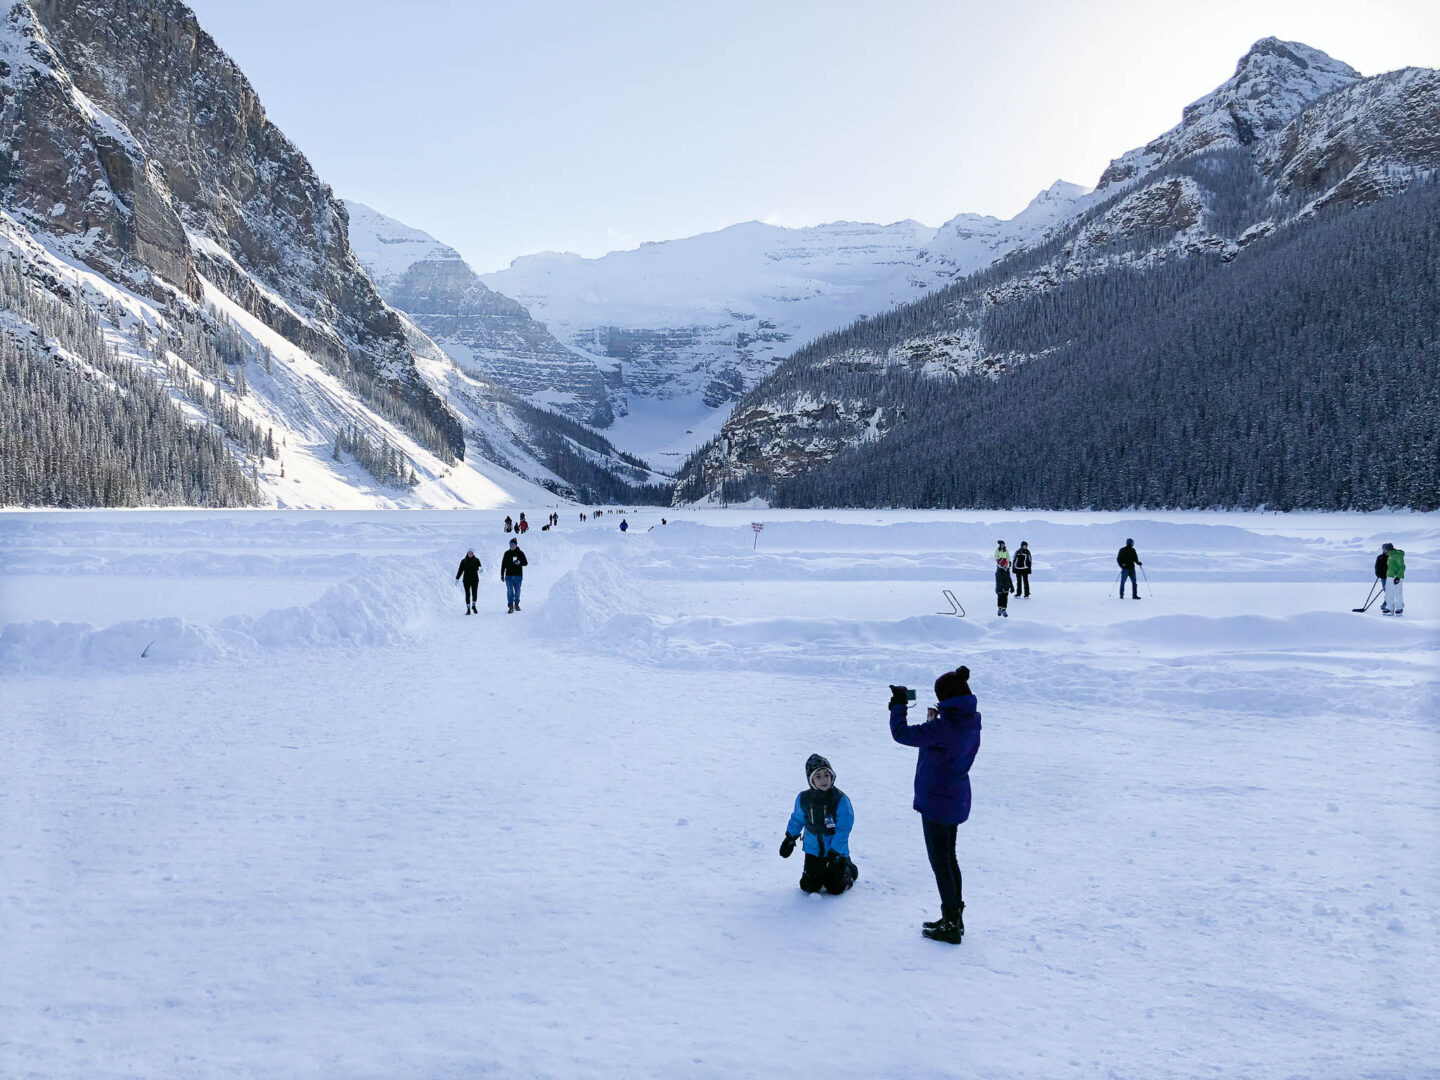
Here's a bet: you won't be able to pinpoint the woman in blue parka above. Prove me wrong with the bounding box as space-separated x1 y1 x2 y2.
889 666 982 943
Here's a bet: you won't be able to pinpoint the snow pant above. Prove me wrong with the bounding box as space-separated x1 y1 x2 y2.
462 580 478 605
922 816 963 919
1120 566 1138 597
505 575 523 608
800 852 857 895
1384 578 1404 613
1014 570 1030 597
997 591 1008 611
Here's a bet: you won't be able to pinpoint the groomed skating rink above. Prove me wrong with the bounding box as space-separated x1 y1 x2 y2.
2 508 1436 1079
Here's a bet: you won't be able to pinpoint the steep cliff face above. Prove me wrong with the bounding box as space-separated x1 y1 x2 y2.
345 201 613 427
682 40 1439 504
24 0 462 456
0 2 198 297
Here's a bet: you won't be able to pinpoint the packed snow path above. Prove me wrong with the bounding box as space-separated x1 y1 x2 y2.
2 510 1437 1079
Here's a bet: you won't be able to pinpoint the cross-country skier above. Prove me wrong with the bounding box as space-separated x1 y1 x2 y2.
501 538 528 613
1118 539 1142 599
779 753 858 895
995 557 1014 618
1382 542 1406 616
455 549 482 615
888 668 982 944
1013 541 1033 598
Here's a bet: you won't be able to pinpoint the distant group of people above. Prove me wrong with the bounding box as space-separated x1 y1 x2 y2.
780 665 981 945
503 513 528 535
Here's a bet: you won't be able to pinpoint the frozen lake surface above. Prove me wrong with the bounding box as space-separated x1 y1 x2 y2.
2 507 1436 1079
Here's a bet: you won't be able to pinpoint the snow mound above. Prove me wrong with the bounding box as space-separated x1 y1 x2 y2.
0 556 450 671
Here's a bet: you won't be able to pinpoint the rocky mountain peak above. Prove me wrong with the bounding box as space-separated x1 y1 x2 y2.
1098 39 1360 190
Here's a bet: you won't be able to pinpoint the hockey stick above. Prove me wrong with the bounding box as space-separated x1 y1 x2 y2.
1353 580 1382 613
937 589 966 617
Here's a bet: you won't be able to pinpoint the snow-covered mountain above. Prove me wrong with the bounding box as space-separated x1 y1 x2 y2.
345 202 614 428
479 185 1085 466
679 38 1440 507
0 0 665 509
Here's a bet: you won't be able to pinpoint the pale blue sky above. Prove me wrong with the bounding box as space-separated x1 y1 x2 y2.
185 0 1440 273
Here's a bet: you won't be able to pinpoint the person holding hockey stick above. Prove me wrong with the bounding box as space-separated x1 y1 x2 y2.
1382 542 1406 616
778 753 858 895
888 668 982 944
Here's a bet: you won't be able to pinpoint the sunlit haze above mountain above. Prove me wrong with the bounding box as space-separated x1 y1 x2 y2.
185 0 1439 273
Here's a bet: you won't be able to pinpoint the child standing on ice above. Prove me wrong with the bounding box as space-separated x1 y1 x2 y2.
779 754 858 895
995 557 1014 618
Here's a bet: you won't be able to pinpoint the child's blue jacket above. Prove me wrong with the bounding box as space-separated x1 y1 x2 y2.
786 791 854 857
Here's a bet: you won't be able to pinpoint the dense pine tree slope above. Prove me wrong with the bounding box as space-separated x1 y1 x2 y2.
678 40 1440 509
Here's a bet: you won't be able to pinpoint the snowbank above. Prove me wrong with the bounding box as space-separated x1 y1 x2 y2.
0 554 451 671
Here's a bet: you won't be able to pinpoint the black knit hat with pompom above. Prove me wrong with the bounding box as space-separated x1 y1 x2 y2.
935 666 972 700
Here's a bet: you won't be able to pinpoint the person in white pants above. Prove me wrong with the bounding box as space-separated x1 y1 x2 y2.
1381 542 1406 616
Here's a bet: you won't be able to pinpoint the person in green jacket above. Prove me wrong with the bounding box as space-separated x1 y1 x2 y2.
1382 542 1406 616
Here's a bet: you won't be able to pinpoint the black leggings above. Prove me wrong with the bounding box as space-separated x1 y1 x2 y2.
463 580 478 604
922 817 963 918
1014 570 1030 596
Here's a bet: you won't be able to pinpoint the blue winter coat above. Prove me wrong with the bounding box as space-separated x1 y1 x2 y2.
785 791 854 857
889 694 982 825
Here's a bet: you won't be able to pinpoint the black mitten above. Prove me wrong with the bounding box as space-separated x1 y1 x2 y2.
779 834 798 858
889 684 909 708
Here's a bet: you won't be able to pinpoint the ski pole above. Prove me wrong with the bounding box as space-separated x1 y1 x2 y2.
1111 569 1123 598
1141 567 1152 597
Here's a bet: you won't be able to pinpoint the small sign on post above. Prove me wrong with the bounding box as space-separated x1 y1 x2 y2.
751 521 763 550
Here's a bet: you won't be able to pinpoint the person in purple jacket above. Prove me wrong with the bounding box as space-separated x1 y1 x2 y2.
889 666 982 944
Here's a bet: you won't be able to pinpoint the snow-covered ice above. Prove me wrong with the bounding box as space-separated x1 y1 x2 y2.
2 509 1436 1078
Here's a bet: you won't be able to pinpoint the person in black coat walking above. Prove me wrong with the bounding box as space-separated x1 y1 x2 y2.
1117 539 1142 599
455 549 482 614
1012 541 1032 597
501 538 528 613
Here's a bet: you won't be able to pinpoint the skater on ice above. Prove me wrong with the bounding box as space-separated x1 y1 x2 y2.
992 539 1009 566
501 538 528 613
1013 541 1032 597
454 548 482 615
779 753 858 895
1381 542 1405 615
995 555 1014 618
1118 539 1143 599
888 668 982 944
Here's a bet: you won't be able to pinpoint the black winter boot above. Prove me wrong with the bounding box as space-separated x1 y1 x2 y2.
923 902 964 939
923 917 963 944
